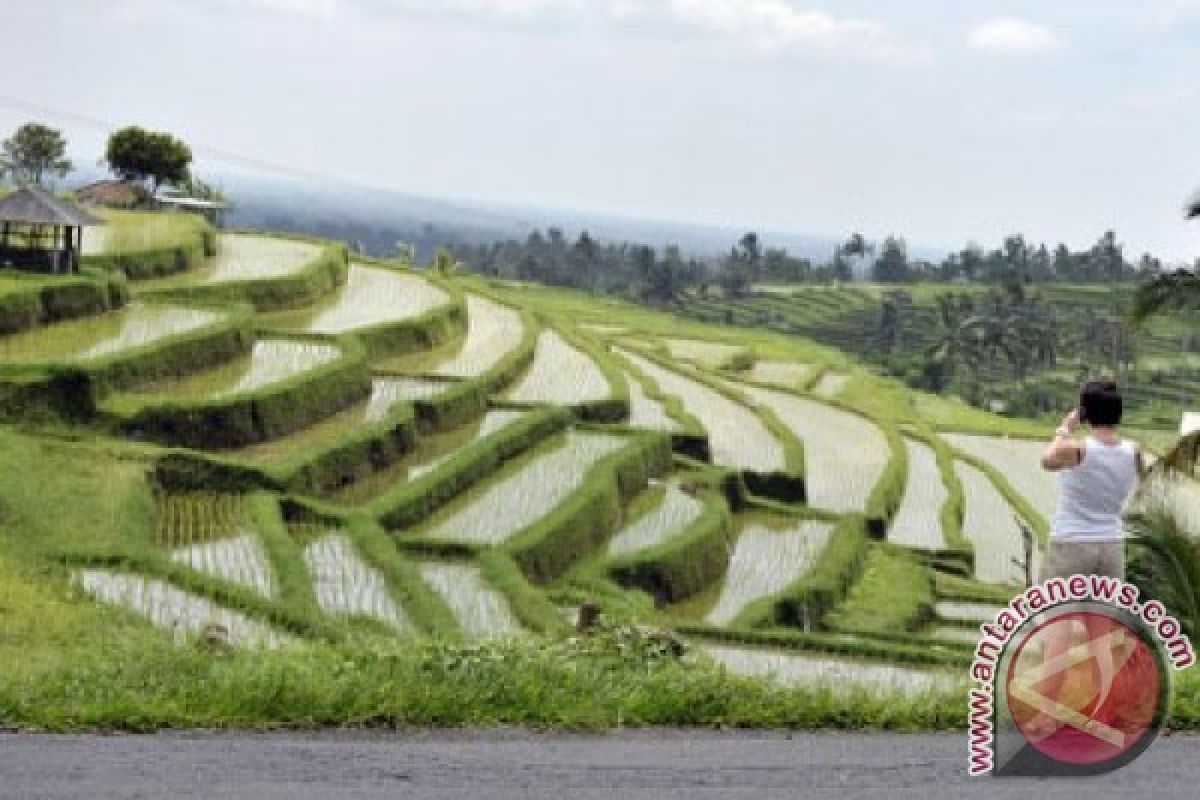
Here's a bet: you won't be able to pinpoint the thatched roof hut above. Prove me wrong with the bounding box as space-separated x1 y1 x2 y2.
0 186 102 274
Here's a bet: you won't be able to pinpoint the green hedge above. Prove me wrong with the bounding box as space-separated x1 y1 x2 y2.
0 269 130 334
151 399 421 496
245 492 322 623
733 513 871 630
504 431 673 584
0 303 256 421
139 241 350 312
607 486 733 604
822 544 935 635
101 334 371 449
478 549 571 635
373 407 573 529
81 218 214 280
83 303 256 393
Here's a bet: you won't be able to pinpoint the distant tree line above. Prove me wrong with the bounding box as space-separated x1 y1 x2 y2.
453 225 1177 307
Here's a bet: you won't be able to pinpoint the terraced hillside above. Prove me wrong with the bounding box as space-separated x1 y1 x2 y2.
1 213 1194 730
676 282 1200 436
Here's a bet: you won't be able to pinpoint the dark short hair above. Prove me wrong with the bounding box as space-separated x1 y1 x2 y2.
1080 380 1122 426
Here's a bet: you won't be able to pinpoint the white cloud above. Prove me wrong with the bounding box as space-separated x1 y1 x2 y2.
967 17 1060 55
304 0 919 61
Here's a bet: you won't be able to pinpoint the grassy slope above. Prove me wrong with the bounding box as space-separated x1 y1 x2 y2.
2 273 1196 731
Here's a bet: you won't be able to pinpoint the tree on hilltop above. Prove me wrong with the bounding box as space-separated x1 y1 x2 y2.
104 126 192 195
0 122 72 186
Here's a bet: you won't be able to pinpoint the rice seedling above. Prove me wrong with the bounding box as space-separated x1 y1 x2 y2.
417 561 521 638
294 264 449 334
704 518 833 625
943 433 1058 525
625 373 678 431
156 493 275 597
422 431 626 544
429 294 524 377
953 461 1040 585
302 532 410 632
74 569 291 648
608 482 705 556
155 492 244 548
934 600 1007 624
663 338 748 368
0 303 220 364
699 644 960 694
170 534 275 598
743 387 888 512
617 349 785 473
504 329 611 406
743 360 813 389
888 439 948 550
812 371 849 398
135 339 341 400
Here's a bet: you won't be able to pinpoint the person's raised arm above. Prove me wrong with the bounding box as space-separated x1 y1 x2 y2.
1042 408 1082 472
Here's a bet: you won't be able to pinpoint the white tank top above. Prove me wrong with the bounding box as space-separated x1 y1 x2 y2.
1052 436 1138 542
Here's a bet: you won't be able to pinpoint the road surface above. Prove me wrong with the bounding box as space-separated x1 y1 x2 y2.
0 730 1194 799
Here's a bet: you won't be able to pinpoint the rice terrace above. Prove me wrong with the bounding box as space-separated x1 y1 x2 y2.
3 200 1198 739
4 2 1200 795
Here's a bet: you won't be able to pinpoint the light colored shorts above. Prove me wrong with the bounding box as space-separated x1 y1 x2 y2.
1039 541 1125 582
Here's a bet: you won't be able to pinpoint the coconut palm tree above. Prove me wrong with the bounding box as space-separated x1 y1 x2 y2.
1132 195 1200 323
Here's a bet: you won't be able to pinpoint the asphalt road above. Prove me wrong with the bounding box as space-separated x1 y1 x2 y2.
0 730 1194 799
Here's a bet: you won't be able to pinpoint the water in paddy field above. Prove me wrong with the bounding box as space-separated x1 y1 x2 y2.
417 561 521 638
75 569 292 648
887 439 949 550
742 386 888 513
505 329 611 406
608 482 705 556
288 264 449 334
422 431 626 545
617 348 785 473
170 533 275 598
302 533 410 632
132 339 341 400
426 294 525 378
0 304 220 363
700 644 960 694
704 517 833 625
624 372 679 431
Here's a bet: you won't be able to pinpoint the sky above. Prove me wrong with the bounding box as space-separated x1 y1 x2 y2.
4 0 1200 260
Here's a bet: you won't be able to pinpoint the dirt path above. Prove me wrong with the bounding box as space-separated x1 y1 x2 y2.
0 730 1193 799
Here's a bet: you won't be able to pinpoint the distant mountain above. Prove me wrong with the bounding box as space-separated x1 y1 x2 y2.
68 166 943 265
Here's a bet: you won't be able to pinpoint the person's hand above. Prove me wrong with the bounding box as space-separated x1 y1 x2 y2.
1062 408 1081 433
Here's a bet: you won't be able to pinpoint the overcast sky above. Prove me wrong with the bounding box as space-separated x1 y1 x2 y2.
4 0 1200 259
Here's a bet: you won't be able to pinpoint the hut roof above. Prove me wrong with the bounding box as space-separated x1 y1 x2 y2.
0 186 102 226
76 179 147 208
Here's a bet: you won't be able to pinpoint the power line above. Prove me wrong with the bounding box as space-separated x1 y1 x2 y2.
0 92 365 188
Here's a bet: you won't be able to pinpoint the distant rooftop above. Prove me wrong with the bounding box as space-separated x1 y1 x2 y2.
0 185 102 227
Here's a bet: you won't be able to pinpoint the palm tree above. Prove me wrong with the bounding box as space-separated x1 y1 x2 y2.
1132 194 1200 323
